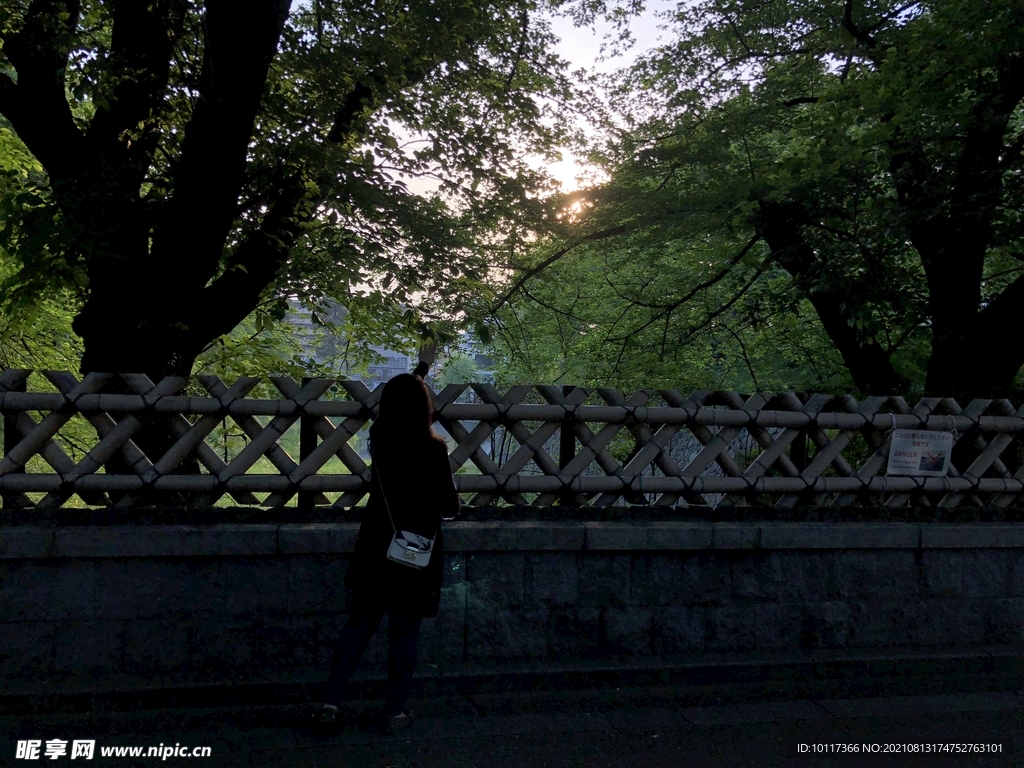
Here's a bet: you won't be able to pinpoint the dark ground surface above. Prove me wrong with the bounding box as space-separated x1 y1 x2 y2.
4 674 1024 767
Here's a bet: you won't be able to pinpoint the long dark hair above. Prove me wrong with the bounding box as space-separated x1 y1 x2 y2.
368 373 444 453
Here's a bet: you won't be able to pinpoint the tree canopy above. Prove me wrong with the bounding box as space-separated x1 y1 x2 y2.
4 0 1023 399
0 0 577 376
491 0 1024 398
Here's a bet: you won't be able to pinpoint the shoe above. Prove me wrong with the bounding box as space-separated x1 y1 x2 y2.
312 702 339 724
384 708 413 735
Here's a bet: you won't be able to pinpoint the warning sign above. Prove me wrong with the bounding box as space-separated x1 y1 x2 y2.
885 430 953 476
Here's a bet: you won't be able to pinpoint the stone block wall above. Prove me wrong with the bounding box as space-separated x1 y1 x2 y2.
3 519 1024 693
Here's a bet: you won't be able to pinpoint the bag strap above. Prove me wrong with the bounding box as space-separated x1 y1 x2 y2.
373 449 436 540
372 451 399 534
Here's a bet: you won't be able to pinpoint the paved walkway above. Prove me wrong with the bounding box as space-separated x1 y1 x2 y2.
4 683 1023 766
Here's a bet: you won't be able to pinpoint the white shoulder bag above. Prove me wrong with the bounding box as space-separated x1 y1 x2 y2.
376 461 436 570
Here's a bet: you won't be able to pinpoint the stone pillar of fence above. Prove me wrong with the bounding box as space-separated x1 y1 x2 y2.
298 376 316 509
559 384 581 507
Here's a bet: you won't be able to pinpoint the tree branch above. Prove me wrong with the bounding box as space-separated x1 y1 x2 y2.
758 200 907 393
842 0 879 54
0 0 85 179
490 224 628 312
999 128 1024 172
606 260 765 345
150 0 293 292
84 0 187 192
603 234 761 313
186 172 308 347
188 33 457 341
327 51 443 144
723 323 759 390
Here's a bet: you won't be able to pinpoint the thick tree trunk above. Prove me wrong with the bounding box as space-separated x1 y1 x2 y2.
0 0 294 380
74 274 205 378
887 52 1024 398
76 323 201 378
1 0 440 387
757 202 908 395
909 223 987 397
73 264 208 500
966 272 1024 398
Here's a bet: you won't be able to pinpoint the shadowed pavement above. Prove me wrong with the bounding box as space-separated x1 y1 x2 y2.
4 680 1022 766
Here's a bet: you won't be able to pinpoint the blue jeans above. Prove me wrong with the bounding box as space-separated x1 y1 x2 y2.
322 605 422 717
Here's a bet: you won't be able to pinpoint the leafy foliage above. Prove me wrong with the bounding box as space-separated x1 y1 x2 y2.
437 350 480 385
491 0 1024 397
0 0 582 375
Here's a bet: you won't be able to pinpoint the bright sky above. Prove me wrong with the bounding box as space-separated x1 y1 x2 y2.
389 1 674 196
542 2 671 189
548 2 670 73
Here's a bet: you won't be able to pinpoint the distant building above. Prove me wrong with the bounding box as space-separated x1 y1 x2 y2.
472 351 496 381
365 349 411 388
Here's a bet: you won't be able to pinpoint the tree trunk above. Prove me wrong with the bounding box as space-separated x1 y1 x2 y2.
906 224 985 397
757 202 908 395
887 53 1024 398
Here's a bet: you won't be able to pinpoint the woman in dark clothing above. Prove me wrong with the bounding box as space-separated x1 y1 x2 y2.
316 362 459 733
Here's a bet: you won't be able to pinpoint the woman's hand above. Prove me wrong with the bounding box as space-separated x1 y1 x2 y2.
418 340 436 366
413 340 436 379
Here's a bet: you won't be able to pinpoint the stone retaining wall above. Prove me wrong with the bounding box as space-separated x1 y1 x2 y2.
3 520 1024 694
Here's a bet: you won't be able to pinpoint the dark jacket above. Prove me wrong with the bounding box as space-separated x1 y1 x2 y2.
345 437 459 618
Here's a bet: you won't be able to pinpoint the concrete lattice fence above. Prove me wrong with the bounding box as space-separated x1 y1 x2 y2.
3 369 1024 510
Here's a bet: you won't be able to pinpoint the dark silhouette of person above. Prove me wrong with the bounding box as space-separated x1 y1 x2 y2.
315 359 459 733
